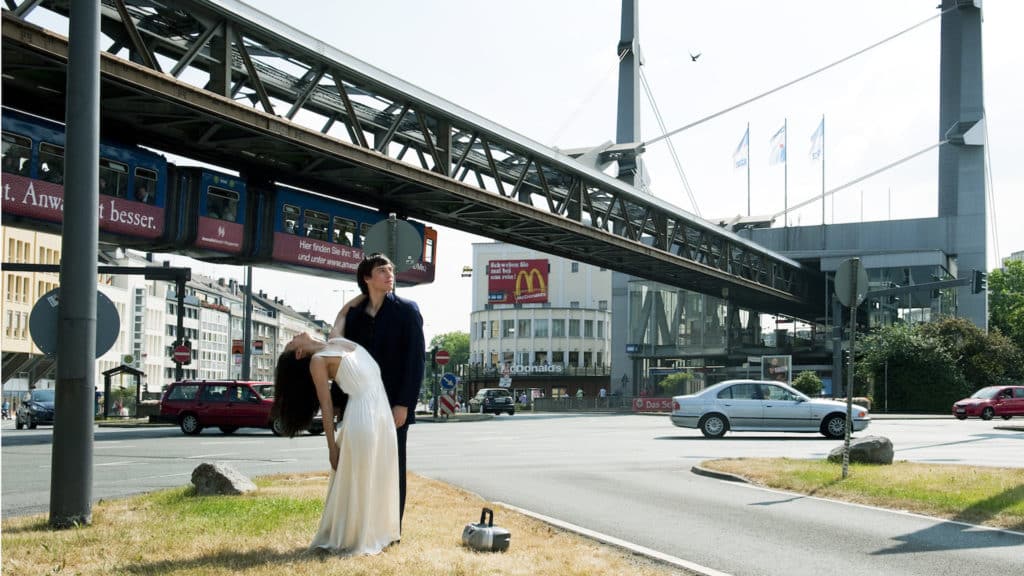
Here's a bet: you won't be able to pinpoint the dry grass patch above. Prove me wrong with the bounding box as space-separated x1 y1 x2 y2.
2 473 686 576
701 458 1024 530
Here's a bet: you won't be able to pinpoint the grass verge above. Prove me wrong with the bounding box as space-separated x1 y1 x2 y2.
700 458 1024 531
1 473 686 576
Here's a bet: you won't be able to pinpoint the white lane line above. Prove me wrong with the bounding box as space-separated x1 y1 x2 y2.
96 461 137 467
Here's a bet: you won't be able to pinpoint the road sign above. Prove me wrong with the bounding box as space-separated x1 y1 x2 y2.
440 373 458 390
435 349 450 365
835 257 868 308
29 288 120 358
363 215 423 273
439 394 457 416
173 344 192 365
499 376 512 388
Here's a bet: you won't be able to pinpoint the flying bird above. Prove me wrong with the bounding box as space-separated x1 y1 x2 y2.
689 52 701 62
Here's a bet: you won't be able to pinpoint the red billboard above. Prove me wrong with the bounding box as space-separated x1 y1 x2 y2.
487 259 548 304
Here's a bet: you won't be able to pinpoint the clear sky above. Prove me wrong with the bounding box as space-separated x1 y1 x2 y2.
30 1 1023 344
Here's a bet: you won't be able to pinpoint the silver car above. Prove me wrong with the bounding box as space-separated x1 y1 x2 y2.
670 379 870 439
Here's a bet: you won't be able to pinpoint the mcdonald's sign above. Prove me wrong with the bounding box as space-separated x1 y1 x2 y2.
486 259 549 304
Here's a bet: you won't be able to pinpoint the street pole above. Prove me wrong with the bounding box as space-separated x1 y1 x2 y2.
843 259 859 480
242 265 253 380
50 0 100 529
431 347 439 419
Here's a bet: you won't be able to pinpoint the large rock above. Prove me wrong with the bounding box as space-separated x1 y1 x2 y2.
827 435 894 465
191 462 257 495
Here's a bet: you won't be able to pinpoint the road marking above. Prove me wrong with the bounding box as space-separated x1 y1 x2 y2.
498 501 734 576
96 461 137 467
96 444 136 449
198 441 251 446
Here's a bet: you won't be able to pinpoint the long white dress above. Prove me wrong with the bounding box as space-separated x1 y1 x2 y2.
309 338 400 555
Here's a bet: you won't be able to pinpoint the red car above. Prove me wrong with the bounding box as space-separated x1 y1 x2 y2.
952 385 1024 420
157 380 323 435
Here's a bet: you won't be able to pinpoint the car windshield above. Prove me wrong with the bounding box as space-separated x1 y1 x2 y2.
31 389 55 402
254 385 274 399
970 387 1001 399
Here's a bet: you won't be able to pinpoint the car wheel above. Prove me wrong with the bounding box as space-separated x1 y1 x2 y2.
699 413 728 438
15 415 24 430
507 410 515 416
980 407 995 421
179 414 202 435
1001 415 1012 420
271 417 285 437
822 414 846 439
219 426 238 434
27 414 37 429
954 414 968 420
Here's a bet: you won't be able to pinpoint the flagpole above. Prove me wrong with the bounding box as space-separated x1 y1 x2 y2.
821 114 826 226
783 117 788 230
746 122 751 217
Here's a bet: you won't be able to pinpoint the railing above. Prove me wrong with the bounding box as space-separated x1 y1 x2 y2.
458 365 613 380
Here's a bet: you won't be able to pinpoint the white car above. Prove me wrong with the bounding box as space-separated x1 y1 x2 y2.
670 379 870 439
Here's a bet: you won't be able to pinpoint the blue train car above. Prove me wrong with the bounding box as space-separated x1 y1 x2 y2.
172 167 249 258
1 107 173 247
253 184 435 285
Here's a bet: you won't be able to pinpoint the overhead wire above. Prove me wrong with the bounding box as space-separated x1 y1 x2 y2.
642 7 954 147
983 109 1000 266
639 68 701 216
547 47 631 147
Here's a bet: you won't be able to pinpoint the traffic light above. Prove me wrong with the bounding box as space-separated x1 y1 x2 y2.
971 270 987 294
841 349 851 367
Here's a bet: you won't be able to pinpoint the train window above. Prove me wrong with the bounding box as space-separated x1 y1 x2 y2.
99 158 128 198
304 209 329 241
332 217 355 246
359 223 371 248
424 236 435 264
207 187 239 222
134 168 157 204
1 132 31 175
39 143 64 184
283 204 301 235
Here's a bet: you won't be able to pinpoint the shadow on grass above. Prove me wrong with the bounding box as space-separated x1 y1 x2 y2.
871 483 1024 555
122 546 317 574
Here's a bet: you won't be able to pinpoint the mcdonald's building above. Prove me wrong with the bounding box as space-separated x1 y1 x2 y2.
466 242 613 399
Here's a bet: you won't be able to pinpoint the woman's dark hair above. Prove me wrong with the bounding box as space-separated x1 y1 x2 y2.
272 351 318 437
355 252 392 295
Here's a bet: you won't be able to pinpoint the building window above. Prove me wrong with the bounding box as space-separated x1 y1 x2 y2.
552 351 564 365
571 262 579 273
598 300 608 311
568 351 579 366
596 351 604 366
551 319 565 337
502 319 515 337
490 320 498 338
517 319 531 338
480 321 487 339
534 351 548 364
597 320 604 338
534 319 548 338
583 352 592 367
570 301 579 309
518 352 529 365
584 320 594 338
569 319 580 337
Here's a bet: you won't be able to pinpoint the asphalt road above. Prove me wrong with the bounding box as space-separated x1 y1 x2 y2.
2 414 1022 575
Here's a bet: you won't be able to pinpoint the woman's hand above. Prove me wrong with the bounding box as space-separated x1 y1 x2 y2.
329 293 366 338
329 443 340 471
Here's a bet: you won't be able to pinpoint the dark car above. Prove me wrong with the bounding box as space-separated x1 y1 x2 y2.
157 380 324 435
16 388 55 429
952 385 1024 420
469 388 515 415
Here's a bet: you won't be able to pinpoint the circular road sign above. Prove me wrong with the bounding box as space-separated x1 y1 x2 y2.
363 217 423 273
834 257 869 308
435 349 450 365
29 288 120 358
440 373 458 390
173 344 192 365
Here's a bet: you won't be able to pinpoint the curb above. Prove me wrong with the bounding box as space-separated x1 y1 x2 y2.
496 501 734 576
690 465 750 483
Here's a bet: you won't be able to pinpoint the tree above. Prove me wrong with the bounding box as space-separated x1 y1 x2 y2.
792 371 823 397
858 323 965 412
989 260 1024 352
919 316 1024 388
657 371 693 396
429 331 470 368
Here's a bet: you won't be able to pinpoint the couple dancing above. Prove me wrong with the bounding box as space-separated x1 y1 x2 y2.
273 253 424 556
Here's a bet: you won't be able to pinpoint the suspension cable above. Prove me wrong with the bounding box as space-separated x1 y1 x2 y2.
640 69 701 216
643 8 952 147
548 47 631 146
770 141 946 220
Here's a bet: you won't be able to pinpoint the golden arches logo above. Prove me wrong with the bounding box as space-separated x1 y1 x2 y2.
514 268 546 301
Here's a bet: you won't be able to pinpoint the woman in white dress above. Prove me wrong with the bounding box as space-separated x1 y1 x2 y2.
274 323 401 555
